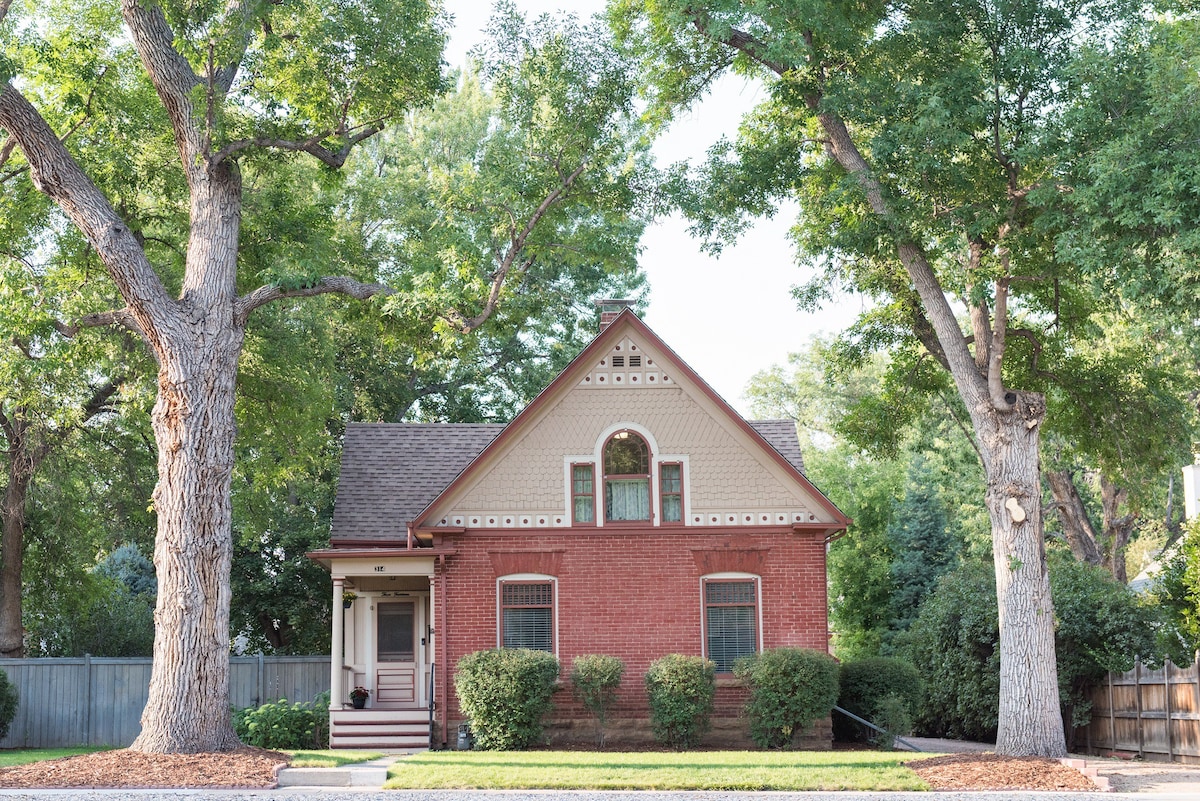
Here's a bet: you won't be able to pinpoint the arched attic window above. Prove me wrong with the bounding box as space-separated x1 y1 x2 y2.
604 430 651 521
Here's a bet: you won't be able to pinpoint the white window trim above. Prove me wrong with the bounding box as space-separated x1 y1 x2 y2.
563 457 596 525
699 572 763 670
496 573 558 656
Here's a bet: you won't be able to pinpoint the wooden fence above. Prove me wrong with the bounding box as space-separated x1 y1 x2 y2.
0 655 329 749
1075 655 1200 764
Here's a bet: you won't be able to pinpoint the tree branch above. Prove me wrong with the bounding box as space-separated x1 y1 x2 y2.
443 159 589 335
987 276 1013 410
689 14 997 416
688 11 790 75
34 378 125 466
52 308 142 338
212 122 386 167
234 276 395 323
0 84 172 352
120 0 205 166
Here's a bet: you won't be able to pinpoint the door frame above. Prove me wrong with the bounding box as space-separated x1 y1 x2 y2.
366 591 429 708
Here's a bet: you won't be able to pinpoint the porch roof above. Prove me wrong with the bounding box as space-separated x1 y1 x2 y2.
330 423 502 545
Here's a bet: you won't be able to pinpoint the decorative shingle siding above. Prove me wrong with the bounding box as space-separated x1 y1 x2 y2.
450 387 819 521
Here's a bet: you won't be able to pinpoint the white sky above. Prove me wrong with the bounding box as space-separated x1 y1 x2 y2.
445 0 854 414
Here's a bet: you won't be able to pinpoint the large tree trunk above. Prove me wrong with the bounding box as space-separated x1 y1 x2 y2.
129 328 244 752
972 394 1066 756
0 443 31 658
129 159 245 752
819 109 1067 756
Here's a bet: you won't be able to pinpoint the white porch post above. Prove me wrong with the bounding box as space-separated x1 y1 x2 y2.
427 573 436 709
331 577 344 708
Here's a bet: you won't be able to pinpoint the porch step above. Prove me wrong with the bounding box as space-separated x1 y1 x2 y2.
330 707 431 750
329 734 430 749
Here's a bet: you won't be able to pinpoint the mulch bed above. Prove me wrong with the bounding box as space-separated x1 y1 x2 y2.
0 747 287 789
907 753 1100 791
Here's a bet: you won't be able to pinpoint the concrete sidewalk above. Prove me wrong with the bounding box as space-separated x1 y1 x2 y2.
274 755 402 789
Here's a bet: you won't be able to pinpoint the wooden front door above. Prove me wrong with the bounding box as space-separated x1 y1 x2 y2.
376 599 422 707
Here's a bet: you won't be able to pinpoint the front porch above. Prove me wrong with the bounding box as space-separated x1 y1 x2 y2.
313 547 448 750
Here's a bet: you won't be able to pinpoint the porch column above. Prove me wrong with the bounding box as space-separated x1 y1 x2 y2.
331 577 344 708
427 572 436 709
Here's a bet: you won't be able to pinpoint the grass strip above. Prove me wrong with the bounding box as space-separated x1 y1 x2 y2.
286 750 384 767
386 749 933 791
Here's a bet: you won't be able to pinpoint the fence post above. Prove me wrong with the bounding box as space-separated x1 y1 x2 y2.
257 652 265 706
1135 657 1144 759
1107 669 1115 754
1166 656 1174 761
83 653 92 747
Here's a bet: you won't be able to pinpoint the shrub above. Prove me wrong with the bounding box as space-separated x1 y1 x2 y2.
870 694 912 749
734 647 839 749
234 691 329 749
834 656 923 743
644 654 715 750
901 555 1159 743
899 562 1001 741
0 669 17 740
454 648 559 750
570 654 624 746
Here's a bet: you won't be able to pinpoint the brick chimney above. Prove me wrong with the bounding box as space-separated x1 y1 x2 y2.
596 298 636 333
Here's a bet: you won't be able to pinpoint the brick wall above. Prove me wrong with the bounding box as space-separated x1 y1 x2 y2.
439 526 830 748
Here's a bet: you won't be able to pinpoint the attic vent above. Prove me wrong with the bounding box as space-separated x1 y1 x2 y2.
628 355 642 367
612 355 625 367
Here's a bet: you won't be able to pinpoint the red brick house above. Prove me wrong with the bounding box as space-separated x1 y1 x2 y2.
308 306 849 749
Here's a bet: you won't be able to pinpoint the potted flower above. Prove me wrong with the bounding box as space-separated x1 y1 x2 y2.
342 591 357 609
350 686 370 709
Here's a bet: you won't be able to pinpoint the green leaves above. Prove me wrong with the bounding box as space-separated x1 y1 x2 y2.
735 648 839 749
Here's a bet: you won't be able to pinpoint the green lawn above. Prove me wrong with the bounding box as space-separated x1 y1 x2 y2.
385 750 933 791
286 749 384 767
0 747 111 767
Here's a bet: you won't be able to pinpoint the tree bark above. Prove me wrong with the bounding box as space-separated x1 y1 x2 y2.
129 159 246 752
130 327 245 752
1099 477 1132 584
970 395 1066 756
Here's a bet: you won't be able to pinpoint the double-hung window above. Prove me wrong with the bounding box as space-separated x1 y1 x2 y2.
499 579 555 652
703 578 759 672
604 431 650 521
659 462 683 523
572 464 595 524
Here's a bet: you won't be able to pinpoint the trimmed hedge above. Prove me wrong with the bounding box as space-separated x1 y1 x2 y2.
834 656 923 743
570 654 624 746
645 654 715 750
455 648 559 750
735 647 839 749
234 692 329 749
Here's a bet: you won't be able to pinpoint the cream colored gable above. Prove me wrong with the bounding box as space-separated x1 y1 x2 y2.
429 328 834 530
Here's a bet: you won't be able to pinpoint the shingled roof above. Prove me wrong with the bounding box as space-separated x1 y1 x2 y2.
330 418 806 545
330 423 502 545
747 419 805 474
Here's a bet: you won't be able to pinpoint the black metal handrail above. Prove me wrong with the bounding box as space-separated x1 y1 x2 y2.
428 662 437 749
832 705 923 751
